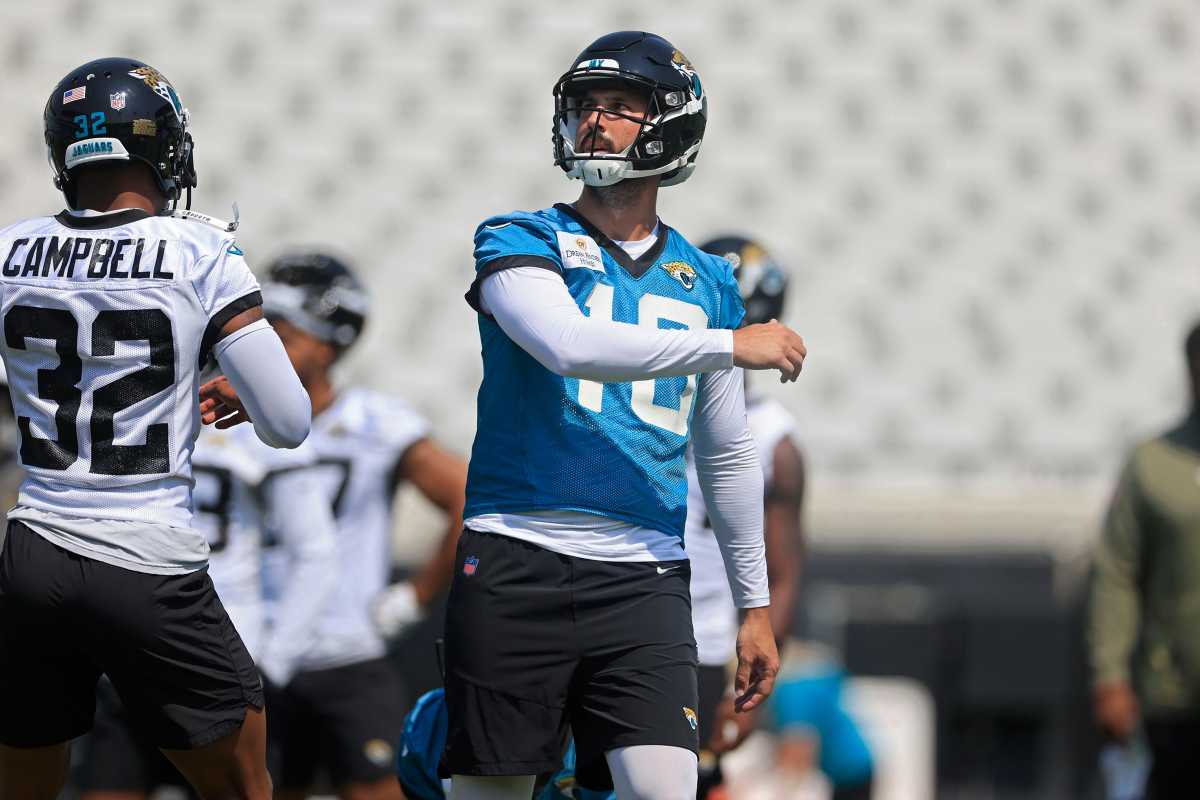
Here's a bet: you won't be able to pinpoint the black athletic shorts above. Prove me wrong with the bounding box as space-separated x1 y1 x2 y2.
76 678 187 793
266 656 408 788
0 521 263 749
442 528 700 790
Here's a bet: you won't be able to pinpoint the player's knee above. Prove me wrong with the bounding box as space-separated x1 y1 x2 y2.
607 746 697 800
449 774 536 800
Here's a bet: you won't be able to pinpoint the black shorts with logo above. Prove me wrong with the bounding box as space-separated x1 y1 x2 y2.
0 521 263 749
266 656 409 788
442 528 700 791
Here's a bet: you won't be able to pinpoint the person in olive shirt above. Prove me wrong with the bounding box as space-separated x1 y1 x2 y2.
1087 320 1200 797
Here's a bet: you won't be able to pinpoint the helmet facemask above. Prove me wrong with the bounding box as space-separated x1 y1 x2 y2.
553 65 704 188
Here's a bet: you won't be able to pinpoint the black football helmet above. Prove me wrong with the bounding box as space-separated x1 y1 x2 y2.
701 236 789 326
553 31 707 187
44 57 196 210
261 251 369 353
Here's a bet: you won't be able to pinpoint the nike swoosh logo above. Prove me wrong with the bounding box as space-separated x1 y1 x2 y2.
656 566 679 575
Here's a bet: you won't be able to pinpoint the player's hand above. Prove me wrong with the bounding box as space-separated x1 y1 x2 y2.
708 693 761 755
199 376 251 428
734 606 779 713
371 581 424 639
732 320 806 382
1093 681 1140 743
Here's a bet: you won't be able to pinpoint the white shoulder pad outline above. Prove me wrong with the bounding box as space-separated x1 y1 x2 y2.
169 202 240 233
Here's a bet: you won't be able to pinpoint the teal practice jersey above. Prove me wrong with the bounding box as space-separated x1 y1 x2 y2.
464 203 745 539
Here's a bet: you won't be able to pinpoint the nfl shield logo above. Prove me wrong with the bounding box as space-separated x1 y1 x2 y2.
110 92 126 111
462 556 479 576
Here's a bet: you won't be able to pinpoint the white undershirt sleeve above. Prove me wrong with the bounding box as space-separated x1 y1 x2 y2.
256 467 337 686
691 367 770 608
480 266 733 382
213 319 311 449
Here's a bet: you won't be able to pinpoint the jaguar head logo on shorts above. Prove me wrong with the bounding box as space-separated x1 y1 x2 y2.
363 738 393 767
683 706 698 731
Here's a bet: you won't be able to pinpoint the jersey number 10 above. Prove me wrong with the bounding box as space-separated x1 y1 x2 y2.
576 286 709 436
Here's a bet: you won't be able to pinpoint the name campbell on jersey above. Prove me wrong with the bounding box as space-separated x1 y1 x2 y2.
464 204 745 540
0 209 260 573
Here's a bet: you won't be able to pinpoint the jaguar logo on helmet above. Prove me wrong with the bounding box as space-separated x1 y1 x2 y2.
128 66 185 120
670 49 703 100
662 261 696 291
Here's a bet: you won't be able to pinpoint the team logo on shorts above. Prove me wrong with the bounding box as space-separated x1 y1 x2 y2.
662 261 697 291
363 738 393 767
683 706 698 731
463 555 479 576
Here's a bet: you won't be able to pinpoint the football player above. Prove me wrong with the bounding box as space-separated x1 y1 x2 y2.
0 58 309 800
75 420 339 800
260 251 468 800
443 31 807 800
685 236 805 798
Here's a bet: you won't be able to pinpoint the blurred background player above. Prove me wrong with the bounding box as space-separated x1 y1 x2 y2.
684 236 807 798
1086 319 1200 798
75 418 339 800
446 30 807 800
261 250 468 800
0 57 309 800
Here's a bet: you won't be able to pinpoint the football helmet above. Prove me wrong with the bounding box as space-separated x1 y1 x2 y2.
44 57 196 209
261 251 369 352
701 236 789 326
553 31 707 188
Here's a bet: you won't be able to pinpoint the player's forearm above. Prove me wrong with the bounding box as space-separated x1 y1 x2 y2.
410 517 464 606
699 438 769 608
693 367 769 607
1087 556 1141 686
483 267 732 381
213 320 311 448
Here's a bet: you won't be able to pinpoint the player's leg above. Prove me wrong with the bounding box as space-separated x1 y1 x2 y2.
569 557 700 798
85 562 269 800
694 664 729 798
442 530 575 782
449 775 536 800
606 745 698 800
76 678 164 800
0 522 104 800
263 669 321 800
0 743 72 800
160 706 271 800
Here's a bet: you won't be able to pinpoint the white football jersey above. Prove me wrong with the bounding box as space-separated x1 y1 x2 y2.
686 395 798 666
273 386 430 671
192 423 317 659
0 208 260 574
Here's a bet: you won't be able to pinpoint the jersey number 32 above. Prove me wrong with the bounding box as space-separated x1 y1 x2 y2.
5 304 174 476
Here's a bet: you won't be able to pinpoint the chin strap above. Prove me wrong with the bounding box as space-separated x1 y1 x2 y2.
169 201 240 232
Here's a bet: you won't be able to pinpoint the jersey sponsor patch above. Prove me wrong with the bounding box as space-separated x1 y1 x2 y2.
556 231 604 272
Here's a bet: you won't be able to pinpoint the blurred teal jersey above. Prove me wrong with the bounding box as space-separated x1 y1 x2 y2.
463 203 744 539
